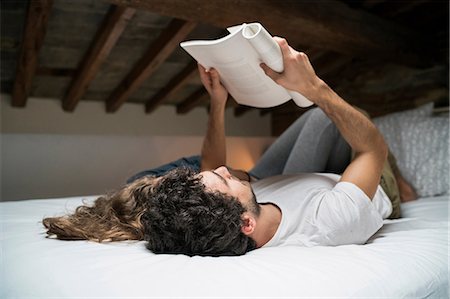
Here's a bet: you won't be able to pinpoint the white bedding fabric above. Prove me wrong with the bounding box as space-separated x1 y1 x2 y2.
1 195 448 298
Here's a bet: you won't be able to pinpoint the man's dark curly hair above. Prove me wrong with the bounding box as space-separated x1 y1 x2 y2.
141 167 257 256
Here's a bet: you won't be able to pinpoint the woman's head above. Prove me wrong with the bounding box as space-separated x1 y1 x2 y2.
42 176 158 242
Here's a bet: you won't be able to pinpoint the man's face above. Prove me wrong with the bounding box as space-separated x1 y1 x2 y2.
199 166 259 215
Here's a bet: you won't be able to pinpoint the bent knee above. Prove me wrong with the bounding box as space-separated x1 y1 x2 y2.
307 107 332 126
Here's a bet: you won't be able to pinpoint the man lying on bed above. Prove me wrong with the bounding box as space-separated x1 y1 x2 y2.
43 37 416 256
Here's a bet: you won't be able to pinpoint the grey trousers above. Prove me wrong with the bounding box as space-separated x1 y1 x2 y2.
250 108 351 179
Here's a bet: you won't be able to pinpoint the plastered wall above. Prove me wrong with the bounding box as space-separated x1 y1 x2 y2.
1 95 274 201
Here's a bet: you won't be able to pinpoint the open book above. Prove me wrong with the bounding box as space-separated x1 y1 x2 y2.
180 23 313 108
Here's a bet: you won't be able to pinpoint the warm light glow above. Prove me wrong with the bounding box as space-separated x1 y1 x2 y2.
226 137 275 171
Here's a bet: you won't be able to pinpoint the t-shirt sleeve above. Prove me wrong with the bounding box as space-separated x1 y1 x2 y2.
309 181 384 246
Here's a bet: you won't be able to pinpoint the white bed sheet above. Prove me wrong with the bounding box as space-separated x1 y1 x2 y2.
1 195 448 298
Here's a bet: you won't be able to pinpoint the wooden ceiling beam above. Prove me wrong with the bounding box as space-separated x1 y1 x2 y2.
106 18 196 112
343 87 448 118
310 52 354 81
260 108 272 116
145 61 197 113
106 0 428 67
384 0 429 18
331 63 448 116
36 67 76 77
361 0 387 9
176 87 208 114
335 64 448 95
234 106 253 117
62 5 135 112
11 0 53 107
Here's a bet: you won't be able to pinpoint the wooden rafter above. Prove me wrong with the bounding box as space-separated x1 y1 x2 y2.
176 87 208 114
36 67 75 77
332 63 448 116
345 87 448 118
234 106 252 117
11 0 53 107
106 0 427 66
106 18 196 112
62 5 135 112
310 53 354 81
384 0 428 17
361 0 387 9
260 108 272 116
145 61 197 113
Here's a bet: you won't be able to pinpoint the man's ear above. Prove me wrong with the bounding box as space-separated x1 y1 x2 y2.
241 213 256 236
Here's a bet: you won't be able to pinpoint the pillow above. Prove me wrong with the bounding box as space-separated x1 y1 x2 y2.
373 104 449 197
396 102 434 117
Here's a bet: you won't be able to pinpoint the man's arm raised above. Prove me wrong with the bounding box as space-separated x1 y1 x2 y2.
198 64 228 171
261 38 388 199
198 64 253 182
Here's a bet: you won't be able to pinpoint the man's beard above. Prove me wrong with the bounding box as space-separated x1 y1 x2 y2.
246 189 261 217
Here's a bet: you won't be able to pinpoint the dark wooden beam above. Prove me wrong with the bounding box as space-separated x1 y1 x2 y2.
62 5 135 112
361 0 386 9
106 18 196 112
331 63 449 116
106 0 428 67
11 0 53 107
36 67 76 77
145 61 197 113
234 105 253 117
260 108 272 116
384 0 428 18
345 87 448 118
335 64 448 96
310 52 354 81
176 87 208 114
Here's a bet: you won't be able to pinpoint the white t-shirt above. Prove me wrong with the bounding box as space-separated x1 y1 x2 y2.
251 173 392 247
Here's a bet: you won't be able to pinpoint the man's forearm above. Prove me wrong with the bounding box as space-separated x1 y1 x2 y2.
200 100 226 171
311 80 388 198
261 37 387 198
311 81 387 155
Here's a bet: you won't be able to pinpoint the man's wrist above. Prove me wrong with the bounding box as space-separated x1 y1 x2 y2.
210 95 227 106
209 101 226 117
303 78 330 104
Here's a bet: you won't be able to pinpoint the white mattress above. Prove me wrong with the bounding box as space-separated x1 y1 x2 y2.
1 195 448 298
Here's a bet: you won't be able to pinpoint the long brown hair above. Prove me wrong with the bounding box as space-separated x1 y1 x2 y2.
42 176 157 242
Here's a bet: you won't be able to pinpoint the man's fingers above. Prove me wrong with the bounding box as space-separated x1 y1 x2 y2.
260 63 280 81
273 36 292 58
198 63 212 79
197 63 209 80
198 63 207 79
197 63 206 72
209 68 221 89
209 68 218 80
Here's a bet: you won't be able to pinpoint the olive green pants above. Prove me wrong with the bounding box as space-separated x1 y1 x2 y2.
380 152 402 219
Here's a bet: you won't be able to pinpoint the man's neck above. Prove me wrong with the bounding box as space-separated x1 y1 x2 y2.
251 203 282 247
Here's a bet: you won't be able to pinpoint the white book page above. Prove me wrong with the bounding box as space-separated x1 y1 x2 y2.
180 27 290 108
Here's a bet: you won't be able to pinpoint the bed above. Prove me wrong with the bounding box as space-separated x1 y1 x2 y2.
1 194 448 298
1 104 448 298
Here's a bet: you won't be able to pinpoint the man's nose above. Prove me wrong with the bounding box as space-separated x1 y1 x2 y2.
215 166 230 177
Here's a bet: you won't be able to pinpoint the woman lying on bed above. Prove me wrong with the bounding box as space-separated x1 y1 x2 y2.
43 37 417 255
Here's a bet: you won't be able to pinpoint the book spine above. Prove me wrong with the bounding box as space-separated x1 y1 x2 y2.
242 23 283 72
